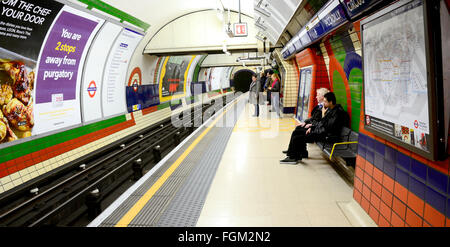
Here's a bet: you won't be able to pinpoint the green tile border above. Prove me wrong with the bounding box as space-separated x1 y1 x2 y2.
78 0 150 31
157 102 170 110
0 115 127 164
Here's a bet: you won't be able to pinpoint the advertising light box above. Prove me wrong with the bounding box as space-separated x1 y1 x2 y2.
159 55 196 102
0 0 63 143
102 28 144 118
81 21 122 123
296 67 312 122
33 5 104 135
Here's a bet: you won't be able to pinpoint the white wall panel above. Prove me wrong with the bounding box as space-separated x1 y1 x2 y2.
81 22 122 123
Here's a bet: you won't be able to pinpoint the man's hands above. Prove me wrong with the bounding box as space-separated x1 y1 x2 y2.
295 122 312 135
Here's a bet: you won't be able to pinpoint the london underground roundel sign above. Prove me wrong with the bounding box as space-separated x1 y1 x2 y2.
87 80 97 98
128 67 142 92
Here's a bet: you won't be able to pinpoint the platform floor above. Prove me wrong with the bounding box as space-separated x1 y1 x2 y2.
196 101 376 227
89 94 376 227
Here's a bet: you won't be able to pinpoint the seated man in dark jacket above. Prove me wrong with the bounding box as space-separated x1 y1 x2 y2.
280 92 347 164
282 88 329 158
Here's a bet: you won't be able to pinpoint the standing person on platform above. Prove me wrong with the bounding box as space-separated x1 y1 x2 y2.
280 92 347 164
282 87 330 158
260 71 267 93
268 73 280 116
264 70 273 105
248 73 261 117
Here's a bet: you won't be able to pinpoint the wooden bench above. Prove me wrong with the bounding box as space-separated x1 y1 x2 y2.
316 126 358 166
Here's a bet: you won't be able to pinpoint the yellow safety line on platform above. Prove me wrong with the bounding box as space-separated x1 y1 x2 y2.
115 99 240 227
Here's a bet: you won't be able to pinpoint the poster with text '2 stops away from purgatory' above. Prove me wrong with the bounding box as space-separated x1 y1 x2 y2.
33 5 104 135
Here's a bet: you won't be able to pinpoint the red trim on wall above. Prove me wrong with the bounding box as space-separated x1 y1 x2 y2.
0 118 135 179
142 105 158 115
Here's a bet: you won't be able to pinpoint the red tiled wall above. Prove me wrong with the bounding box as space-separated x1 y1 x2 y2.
294 48 330 118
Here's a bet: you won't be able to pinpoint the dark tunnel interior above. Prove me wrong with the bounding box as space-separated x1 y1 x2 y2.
232 69 254 93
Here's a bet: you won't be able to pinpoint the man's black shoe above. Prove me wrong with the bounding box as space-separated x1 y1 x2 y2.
282 150 306 157
302 151 309 158
279 157 301 164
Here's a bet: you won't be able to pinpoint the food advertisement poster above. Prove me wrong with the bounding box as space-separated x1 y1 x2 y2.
0 0 62 144
33 6 103 135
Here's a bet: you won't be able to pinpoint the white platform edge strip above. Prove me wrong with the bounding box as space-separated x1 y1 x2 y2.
87 93 242 227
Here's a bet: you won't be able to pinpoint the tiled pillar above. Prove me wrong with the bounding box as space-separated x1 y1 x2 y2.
273 48 299 114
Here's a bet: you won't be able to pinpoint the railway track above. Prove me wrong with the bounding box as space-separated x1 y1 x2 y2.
0 94 234 226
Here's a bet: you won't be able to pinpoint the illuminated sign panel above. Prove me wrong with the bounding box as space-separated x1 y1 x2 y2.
233 22 248 37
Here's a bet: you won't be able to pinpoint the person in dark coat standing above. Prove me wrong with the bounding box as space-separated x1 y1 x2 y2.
248 73 261 117
259 72 267 93
280 92 347 164
264 70 273 105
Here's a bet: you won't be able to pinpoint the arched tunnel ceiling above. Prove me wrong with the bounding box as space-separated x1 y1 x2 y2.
102 0 254 37
97 0 257 55
67 0 312 56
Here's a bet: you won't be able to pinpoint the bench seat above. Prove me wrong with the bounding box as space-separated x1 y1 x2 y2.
316 126 358 166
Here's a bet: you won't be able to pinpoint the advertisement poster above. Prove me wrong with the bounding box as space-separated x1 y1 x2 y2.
0 0 63 144
81 21 122 122
296 67 312 121
220 67 233 89
363 0 430 151
204 67 212 92
159 55 195 102
33 6 103 135
102 28 143 117
209 67 221 91
184 55 204 98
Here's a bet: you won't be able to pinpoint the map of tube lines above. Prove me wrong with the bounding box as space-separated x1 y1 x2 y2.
363 3 429 134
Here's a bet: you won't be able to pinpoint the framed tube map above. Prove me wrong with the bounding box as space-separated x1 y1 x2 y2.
361 0 446 160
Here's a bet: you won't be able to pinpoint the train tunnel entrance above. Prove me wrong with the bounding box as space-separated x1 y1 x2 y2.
233 69 254 93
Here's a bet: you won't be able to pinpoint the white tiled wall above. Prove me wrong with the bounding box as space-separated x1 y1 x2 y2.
273 49 299 109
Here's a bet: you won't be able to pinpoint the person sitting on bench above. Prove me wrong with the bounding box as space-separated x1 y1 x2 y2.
280 92 346 164
282 87 330 158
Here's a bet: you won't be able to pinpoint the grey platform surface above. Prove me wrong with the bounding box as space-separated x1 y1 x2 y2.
96 97 245 227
